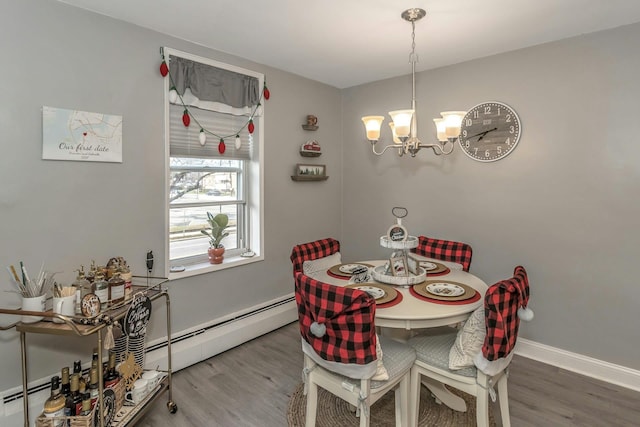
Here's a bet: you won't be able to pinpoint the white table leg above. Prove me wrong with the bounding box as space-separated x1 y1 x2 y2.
421 377 467 412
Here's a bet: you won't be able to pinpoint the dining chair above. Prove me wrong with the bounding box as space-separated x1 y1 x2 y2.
407 266 532 427
290 237 341 277
294 272 416 427
411 236 473 272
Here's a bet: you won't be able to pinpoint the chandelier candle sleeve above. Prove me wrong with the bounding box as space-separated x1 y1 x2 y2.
433 118 447 141
441 111 466 138
362 116 385 141
388 110 414 138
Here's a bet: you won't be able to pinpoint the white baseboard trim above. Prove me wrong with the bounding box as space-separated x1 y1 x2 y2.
515 338 640 393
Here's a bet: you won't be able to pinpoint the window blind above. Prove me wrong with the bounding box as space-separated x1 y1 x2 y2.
169 104 255 160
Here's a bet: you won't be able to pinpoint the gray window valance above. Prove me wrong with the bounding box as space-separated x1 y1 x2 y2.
169 55 259 108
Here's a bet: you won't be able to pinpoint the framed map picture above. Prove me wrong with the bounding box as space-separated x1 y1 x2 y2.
42 106 123 162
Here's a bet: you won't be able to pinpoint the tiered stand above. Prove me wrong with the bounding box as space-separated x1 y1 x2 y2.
371 236 427 287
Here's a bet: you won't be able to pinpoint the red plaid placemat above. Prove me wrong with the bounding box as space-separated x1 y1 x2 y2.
409 286 481 305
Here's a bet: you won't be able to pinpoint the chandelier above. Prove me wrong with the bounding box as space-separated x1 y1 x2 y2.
361 8 466 157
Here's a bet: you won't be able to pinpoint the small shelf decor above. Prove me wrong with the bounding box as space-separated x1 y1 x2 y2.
291 163 328 181
300 140 322 157
301 114 318 131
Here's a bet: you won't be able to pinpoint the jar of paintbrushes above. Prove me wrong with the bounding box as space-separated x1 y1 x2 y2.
7 262 57 323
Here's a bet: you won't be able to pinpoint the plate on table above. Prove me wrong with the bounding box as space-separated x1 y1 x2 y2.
339 264 365 274
420 262 438 271
345 283 397 305
354 285 385 299
329 263 374 278
412 280 476 301
426 282 465 297
418 260 449 275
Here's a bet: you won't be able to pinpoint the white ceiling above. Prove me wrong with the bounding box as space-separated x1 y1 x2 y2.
56 0 640 89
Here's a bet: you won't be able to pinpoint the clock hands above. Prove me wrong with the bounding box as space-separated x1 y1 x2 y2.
469 127 498 142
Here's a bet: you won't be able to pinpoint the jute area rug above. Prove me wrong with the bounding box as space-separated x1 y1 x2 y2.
286 383 496 426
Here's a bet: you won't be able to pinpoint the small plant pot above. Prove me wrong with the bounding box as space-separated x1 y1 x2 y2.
208 247 225 264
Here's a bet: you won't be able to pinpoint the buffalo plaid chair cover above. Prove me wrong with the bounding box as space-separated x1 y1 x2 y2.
411 235 473 272
482 265 530 361
290 238 341 277
294 272 376 366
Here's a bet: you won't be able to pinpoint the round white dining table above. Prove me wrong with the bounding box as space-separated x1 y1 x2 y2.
312 255 489 413
314 257 488 330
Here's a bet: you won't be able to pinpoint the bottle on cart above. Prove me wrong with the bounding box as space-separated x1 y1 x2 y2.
80 392 92 416
108 272 125 306
72 267 91 315
77 381 87 415
119 262 133 302
86 260 97 284
89 367 99 407
60 366 70 397
92 273 109 311
73 359 86 391
65 373 81 416
104 350 120 388
91 348 99 371
43 375 65 427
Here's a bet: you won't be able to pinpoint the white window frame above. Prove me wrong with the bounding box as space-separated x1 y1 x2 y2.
163 47 264 279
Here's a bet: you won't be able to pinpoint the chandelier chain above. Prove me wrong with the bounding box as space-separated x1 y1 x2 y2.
409 21 418 64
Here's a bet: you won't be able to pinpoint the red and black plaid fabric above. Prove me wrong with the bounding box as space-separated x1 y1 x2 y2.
290 238 340 277
294 272 377 365
411 235 473 272
482 266 530 361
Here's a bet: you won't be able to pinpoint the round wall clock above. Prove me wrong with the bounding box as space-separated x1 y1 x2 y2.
458 101 521 162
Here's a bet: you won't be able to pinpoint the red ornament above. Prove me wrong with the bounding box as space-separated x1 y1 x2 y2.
182 110 190 127
248 119 255 134
263 85 270 100
218 139 226 154
160 61 169 77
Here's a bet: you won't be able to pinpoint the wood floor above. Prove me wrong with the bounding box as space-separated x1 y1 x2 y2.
138 322 640 427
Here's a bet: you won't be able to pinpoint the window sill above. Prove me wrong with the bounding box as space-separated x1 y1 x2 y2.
168 253 264 280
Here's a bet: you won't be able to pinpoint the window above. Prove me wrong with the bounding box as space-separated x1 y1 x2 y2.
164 48 264 276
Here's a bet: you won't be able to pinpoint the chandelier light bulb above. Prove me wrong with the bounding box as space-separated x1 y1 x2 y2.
199 129 206 146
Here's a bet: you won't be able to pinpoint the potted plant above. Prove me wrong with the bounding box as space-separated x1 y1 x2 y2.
201 212 230 264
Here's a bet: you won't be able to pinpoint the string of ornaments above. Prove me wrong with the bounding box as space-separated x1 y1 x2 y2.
159 56 270 154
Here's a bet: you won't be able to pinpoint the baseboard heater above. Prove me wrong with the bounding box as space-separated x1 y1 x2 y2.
146 295 295 353
1 294 297 414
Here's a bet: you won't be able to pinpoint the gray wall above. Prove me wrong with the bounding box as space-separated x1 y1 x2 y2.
0 0 342 389
341 23 640 369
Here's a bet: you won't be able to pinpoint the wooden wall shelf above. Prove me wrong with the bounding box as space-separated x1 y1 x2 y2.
291 175 329 182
